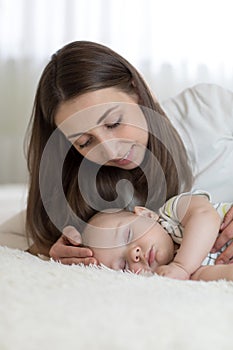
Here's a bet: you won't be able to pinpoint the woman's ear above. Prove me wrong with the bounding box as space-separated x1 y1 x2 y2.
134 206 159 221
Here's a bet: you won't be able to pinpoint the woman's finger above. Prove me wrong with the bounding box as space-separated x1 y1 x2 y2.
215 242 233 264
49 242 93 260
212 221 233 252
220 206 233 231
62 226 82 245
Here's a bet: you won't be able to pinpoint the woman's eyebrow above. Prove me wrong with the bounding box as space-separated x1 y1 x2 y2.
97 105 118 124
67 105 118 140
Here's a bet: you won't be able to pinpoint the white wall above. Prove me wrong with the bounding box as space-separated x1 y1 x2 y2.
0 0 232 183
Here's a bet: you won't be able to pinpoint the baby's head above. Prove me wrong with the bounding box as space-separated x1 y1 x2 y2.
82 207 174 274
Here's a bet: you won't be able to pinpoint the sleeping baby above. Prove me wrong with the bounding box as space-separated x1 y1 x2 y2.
65 191 233 281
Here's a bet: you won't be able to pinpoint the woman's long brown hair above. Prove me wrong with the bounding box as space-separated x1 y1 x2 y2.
25 41 193 249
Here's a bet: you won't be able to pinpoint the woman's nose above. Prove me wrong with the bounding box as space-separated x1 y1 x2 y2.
96 136 120 160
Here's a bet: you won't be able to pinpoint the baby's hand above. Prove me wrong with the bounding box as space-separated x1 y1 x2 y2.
155 262 190 280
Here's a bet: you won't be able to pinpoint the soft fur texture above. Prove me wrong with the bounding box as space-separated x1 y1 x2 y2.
1 246 233 350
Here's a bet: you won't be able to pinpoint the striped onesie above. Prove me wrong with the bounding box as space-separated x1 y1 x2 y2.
158 191 232 266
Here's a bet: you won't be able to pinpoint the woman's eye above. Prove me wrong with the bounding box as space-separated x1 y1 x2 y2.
105 115 122 129
106 122 120 129
78 139 92 149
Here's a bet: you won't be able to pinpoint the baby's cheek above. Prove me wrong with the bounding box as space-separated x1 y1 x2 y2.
91 248 105 264
92 248 117 269
130 262 150 274
156 249 172 265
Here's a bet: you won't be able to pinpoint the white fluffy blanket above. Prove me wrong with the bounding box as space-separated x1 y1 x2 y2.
1 246 233 350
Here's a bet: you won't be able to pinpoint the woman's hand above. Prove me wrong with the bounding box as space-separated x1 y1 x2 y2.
212 206 233 264
49 226 98 265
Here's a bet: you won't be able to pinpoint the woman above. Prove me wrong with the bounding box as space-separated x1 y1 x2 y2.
2 41 233 265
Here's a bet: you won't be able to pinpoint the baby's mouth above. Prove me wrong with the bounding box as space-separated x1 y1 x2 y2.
147 246 156 267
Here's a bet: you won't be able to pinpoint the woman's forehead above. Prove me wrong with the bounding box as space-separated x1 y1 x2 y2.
55 87 138 126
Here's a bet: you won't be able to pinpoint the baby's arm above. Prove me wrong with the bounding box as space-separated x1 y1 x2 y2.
156 195 221 280
191 264 233 281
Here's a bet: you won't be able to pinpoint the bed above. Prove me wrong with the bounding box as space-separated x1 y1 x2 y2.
1 184 233 350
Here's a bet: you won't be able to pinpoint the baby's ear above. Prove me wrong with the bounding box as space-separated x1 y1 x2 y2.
134 206 159 221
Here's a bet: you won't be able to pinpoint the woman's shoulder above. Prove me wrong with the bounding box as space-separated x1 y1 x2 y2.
161 83 233 131
161 83 233 119
183 83 232 95
160 84 233 203
184 83 233 107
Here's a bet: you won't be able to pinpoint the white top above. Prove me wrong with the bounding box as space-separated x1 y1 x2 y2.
162 83 233 203
1 83 233 250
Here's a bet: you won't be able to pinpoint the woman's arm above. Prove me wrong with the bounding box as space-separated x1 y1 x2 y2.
156 195 221 279
26 243 50 256
191 264 233 281
0 210 29 250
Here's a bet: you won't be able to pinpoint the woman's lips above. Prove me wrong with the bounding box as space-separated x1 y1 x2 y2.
112 146 134 166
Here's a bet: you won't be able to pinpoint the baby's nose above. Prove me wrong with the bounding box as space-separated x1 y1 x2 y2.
130 246 143 262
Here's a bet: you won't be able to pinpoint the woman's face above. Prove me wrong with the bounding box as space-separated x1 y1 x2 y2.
55 87 148 169
82 209 174 274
